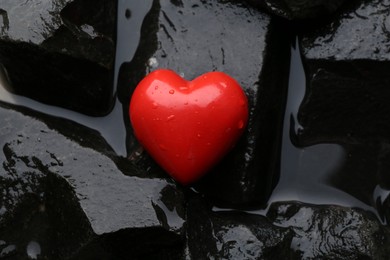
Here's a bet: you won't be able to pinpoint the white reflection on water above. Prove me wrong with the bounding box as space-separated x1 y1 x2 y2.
268 40 373 211
0 0 155 157
0 73 126 156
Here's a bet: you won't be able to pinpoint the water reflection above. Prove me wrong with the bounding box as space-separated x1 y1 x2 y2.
268 40 374 211
0 0 154 157
0 72 127 155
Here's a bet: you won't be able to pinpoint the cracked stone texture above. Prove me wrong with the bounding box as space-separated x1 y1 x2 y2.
0 102 185 259
0 0 116 116
185 198 390 259
247 0 348 20
186 197 295 259
267 202 390 259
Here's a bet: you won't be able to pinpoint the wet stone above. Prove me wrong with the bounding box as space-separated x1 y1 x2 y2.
298 0 390 146
0 103 185 259
267 202 390 259
246 0 347 20
327 144 381 208
0 0 116 116
186 197 294 259
122 0 290 206
0 242 16 258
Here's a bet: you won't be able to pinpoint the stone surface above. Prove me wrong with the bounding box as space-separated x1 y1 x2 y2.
0 0 116 116
121 0 290 207
3 0 390 259
186 197 295 259
327 144 380 207
0 102 185 259
298 0 390 146
247 0 347 20
267 202 390 259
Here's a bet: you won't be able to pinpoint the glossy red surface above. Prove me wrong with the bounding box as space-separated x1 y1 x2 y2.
129 69 248 185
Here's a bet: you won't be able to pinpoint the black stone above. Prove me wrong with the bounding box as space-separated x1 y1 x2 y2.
246 0 347 20
121 0 290 207
298 0 390 146
0 0 116 116
186 197 295 259
327 144 379 207
0 103 185 259
267 202 390 259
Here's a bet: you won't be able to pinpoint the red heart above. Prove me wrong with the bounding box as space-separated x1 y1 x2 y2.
129 69 248 185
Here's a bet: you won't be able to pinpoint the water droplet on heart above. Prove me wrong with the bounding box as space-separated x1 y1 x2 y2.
27 241 41 260
220 82 227 88
184 101 188 105
197 133 201 138
225 127 232 133
167 115 175 121
148 57 159 68
169 89 175 94
152 102 158 109
238 120 244 129
207 142 211 146
154 85 159 90
179 86 189 91
159 144 168 151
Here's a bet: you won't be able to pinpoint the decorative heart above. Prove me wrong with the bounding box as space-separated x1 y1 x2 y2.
129 69 248 185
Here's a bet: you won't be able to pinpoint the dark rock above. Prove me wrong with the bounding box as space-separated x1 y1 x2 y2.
376 142 390 223
0 103 185 259
267 202 390 259
0 0 116 116
121 0 290 207
327 144 379 207
377 143 390 190
0 243 17 258
247 0 347 20
321 142 390 215
381 193 390 227
298 0 390 146
186 197 295 259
